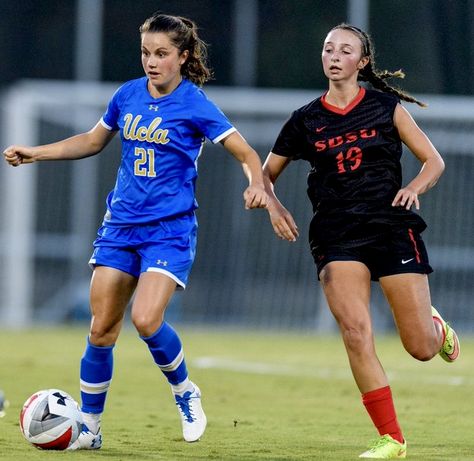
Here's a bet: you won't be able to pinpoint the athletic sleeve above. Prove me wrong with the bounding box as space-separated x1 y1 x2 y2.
272 110 305 159
190 91 236 144
100 86 123 131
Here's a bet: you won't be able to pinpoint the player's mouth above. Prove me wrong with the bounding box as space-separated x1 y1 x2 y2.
329 65 342 71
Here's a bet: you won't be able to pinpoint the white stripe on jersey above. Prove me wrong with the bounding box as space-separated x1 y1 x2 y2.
99 117 114 131
212 127 237 144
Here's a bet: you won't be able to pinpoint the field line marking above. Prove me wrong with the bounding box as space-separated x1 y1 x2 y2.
192 356 473 386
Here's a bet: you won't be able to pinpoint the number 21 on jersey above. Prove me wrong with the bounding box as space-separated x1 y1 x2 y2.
134 147 157 177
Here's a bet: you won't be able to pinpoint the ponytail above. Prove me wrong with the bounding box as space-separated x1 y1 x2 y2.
331 24 427 107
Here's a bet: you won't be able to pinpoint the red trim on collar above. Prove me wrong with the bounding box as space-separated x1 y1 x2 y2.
321 87 366 115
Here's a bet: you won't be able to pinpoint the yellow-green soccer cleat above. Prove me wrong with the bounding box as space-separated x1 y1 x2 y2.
432 306 460 362
359 434 407 459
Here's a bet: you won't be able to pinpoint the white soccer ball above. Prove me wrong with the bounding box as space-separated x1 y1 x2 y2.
20 389 83 450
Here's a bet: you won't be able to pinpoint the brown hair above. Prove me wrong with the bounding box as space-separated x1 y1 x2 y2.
330 23 427 107
140 13 212 86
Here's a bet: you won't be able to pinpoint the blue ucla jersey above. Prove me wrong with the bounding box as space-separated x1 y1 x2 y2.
100 77 236 226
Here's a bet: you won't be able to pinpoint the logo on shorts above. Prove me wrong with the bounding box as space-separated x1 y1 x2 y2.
156 259 168 266
401 258 414 264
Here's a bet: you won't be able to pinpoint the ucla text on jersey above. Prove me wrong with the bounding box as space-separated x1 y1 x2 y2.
100 77 236 226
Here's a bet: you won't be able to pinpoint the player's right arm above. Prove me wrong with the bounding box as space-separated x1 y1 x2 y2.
3 122 116 167
263 152 299 242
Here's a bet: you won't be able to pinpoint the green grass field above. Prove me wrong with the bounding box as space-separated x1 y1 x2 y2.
0 327 473 460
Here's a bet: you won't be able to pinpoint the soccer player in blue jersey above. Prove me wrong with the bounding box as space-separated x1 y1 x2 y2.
4 13 267 449
262 24 459 459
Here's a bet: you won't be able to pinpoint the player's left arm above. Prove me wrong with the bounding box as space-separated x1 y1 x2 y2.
392 103 445 210
220 131 268 209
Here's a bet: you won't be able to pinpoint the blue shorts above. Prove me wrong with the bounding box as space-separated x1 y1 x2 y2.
89 212 197 289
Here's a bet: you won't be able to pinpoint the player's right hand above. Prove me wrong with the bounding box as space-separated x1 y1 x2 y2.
2 145 35 167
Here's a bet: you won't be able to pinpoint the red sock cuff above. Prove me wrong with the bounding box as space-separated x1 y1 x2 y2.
362 385 391 404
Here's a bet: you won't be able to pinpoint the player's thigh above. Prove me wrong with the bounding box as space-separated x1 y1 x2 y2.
131 271 178 336
379 273 435 350
320 261 372 327
90 266 137 331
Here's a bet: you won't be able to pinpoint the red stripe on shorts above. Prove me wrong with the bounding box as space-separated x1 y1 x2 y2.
408 228 421 263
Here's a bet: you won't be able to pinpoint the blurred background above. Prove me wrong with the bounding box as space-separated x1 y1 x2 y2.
0 0 473 332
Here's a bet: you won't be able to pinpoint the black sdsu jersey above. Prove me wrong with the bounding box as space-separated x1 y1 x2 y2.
272 87 426 245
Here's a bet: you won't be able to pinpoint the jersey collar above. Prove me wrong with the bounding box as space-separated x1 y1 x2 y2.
321 86 366 115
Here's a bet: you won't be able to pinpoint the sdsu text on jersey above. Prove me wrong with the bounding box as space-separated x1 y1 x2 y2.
272 87 427 248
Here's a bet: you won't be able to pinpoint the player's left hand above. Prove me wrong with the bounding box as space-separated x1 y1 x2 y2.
243 184 268 209
392 186 420 210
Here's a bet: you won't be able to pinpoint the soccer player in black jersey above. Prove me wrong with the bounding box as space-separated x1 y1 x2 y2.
263 24 460 459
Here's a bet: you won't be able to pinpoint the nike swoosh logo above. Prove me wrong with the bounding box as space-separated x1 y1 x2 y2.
401 258 414 264
316 126 327 132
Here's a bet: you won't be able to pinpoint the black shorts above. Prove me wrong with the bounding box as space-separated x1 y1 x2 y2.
312 227 433 281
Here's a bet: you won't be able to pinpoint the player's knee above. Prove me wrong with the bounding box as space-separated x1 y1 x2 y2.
131 313 146 333
408 348 436 362
89 319 121 346
340 322 372 353
89 328 118 347
131 312 163 337
403 340 438 362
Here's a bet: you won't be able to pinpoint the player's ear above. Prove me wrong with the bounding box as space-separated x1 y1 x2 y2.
357 56 369 70
179 50 189 66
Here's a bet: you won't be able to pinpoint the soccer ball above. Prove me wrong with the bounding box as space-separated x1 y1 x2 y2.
20 389 83 450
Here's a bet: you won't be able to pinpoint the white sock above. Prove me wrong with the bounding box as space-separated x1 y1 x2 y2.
171 378 195 396
82 412 101 434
